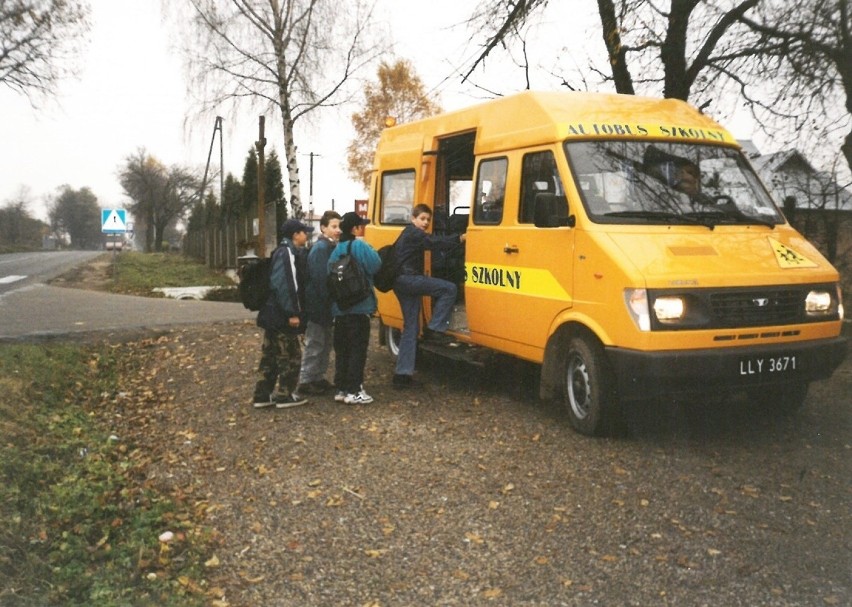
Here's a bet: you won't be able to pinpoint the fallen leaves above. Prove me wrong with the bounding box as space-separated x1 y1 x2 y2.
364 548 387 558
464 531 485 545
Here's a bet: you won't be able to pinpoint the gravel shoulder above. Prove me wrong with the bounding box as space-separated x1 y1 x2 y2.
104 320 851 607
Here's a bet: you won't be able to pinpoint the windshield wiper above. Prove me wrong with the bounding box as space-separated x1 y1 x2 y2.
685 206 776 229
605 210 715 230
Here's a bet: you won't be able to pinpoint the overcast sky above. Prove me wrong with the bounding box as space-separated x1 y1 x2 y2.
1 0 761 223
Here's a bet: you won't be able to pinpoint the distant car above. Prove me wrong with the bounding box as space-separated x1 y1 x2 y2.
105 241 124 251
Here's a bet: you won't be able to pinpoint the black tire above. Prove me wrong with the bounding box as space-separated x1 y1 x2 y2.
384 323 401 359
561 334 622 436
747 382 809 414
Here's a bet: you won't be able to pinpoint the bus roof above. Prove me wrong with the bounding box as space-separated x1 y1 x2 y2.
377 90 737 157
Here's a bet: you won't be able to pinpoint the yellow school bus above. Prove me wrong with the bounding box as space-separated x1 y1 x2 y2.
365 91 847 436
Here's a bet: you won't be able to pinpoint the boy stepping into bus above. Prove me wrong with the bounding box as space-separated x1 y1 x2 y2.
392 203 466 389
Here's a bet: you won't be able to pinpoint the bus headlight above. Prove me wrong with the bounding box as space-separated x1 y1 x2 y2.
805 289 833 316
625 288 650 331
653 296 686 322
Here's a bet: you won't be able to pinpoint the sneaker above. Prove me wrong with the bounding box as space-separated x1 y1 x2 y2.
392 374 421 389
253 394 274 408
343 389 374 405
274 392 309 408
334 390 347 402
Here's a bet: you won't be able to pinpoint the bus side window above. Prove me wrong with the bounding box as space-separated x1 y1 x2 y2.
474 157 508 225
520 151 564 223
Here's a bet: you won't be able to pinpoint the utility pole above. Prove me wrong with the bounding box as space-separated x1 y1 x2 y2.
198 116 223 267
304 152 321 220
256 116 267 256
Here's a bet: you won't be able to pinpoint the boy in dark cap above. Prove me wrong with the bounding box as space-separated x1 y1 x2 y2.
328 212 381 404
253 218 314 409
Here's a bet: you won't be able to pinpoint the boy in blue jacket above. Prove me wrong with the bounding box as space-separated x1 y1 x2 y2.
328 212 381 404
297 210 341 394
253 219 313 409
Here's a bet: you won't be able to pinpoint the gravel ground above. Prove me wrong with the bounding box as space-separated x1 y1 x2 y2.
108 319 850 607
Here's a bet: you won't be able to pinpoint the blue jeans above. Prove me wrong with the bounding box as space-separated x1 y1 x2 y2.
393 274 457 376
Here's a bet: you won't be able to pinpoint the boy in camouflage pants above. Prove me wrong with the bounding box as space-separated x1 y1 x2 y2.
253 219 313 409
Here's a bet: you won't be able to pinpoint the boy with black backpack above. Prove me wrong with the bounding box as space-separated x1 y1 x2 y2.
253 219 313 409
328 212 381 405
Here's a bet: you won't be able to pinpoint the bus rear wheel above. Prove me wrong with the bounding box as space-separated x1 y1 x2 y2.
383 323 402 358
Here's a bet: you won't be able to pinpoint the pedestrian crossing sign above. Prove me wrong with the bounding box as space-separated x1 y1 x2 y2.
101 209 128 233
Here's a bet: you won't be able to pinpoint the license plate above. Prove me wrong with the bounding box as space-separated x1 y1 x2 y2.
738 354 798 376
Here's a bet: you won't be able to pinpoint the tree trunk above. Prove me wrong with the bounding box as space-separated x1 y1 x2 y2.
281 107 303 220
145 208 155 253
597 0 634 95
844 129 852 177
662 0 696 100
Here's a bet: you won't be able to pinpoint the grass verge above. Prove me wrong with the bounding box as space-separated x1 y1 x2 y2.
0 343 214 606
108 252 237 299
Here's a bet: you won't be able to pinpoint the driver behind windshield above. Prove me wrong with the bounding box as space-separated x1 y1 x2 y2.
673 161 701 198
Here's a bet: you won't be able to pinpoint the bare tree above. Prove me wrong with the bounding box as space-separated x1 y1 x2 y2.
119 149 162 252
176 0 383 219
0 0 90 103
464 1 760 108
462 0 851 187
119 150 201 252
740 0 852 175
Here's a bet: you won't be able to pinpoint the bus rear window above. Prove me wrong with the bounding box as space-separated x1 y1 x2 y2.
380 170 415 224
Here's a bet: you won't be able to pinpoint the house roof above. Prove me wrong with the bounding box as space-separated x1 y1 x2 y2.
747 147 852 211
750 149 814 174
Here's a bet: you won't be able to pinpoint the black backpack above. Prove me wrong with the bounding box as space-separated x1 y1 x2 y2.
238 253 274 311
373 242 399 293
327 240 371 310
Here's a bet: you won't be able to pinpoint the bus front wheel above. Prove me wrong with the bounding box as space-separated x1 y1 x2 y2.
561 334 624 436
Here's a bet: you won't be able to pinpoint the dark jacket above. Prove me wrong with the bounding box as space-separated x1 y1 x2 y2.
304 235 336 325
395 224 462 276
257 237 307 334
328 236 381 316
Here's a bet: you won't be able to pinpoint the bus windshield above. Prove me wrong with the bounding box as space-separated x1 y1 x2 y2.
564 141 783 228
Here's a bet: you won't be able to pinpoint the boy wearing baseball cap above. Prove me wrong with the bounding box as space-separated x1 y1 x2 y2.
253 218 314 409
328 212 381 405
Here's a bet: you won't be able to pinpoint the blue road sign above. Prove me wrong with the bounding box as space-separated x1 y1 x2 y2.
101 209 128 233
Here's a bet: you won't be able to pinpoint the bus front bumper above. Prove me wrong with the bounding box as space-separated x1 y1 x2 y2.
606 336 847 401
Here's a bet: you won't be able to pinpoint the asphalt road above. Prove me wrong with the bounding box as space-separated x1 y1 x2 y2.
0 251 254 341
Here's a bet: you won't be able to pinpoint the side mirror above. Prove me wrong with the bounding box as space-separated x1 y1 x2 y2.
533 194 575 228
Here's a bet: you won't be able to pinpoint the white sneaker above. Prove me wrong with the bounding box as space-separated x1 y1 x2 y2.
334 391 347 402
343 389 374 405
